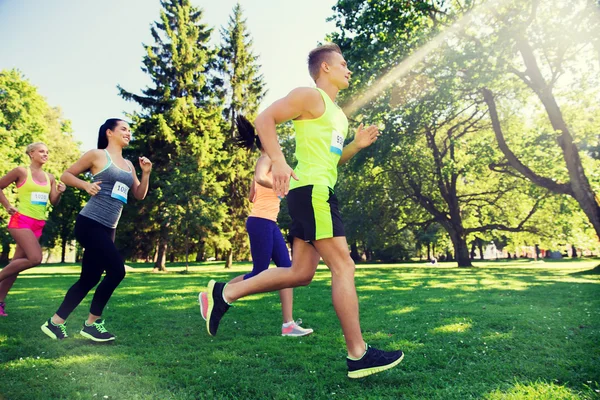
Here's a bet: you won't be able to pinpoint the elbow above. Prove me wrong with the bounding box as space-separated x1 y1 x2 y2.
254 114 271 136
134 191 147 201
60 172 69 182
255 175 269 187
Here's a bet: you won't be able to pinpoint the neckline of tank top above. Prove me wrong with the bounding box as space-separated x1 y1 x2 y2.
95 150 132 175
18 167 49 187
316 87 343 111
294 89 342 124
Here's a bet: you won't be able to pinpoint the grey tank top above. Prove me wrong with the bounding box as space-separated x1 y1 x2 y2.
80 150 135 228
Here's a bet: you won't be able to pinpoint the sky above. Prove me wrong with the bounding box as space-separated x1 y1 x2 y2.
0 0 338 150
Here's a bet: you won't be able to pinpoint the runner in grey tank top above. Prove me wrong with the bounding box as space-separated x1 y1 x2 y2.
41 118 152 343
80 150 134 229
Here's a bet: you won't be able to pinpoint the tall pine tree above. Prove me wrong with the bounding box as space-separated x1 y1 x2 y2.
218 3 266 268
119 0 227 270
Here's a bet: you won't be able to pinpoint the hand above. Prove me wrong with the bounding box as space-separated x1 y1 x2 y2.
271 158 298 198
139 156 152 173
85 181 102 196
5 205 18 216
353 123 380 149
57 182 66 193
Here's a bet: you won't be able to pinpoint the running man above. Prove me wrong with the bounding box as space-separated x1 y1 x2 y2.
41 118 152 342
0 142 66 316
201 43 404 378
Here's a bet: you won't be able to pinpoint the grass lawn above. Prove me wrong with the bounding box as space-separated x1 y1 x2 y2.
1 259 599 399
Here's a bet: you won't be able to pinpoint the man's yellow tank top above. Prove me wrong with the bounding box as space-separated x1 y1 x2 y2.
289 88 349 190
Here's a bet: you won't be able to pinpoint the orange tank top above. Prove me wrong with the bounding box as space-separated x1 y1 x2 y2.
249 176 280 222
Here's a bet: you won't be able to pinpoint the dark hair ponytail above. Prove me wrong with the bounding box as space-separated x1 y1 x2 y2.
235 115 262 151
98 118 124 149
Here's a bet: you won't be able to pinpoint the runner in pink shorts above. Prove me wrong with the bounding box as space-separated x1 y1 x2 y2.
0 142 66 316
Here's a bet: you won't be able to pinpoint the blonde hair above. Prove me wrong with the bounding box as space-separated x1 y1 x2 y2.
25 142 48 158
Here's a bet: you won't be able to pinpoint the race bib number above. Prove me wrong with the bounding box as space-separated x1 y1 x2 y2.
111 181 129 204
330 129 344 155
31 192 49 206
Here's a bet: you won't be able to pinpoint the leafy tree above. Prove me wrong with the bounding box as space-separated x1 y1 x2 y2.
0 70 80 263
329 1 551 266
218 2 266 268
119 0 227 270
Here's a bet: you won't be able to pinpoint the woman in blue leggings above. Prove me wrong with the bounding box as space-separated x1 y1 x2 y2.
200 116 312 337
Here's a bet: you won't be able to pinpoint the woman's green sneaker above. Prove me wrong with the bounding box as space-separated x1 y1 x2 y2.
80 319 115 342
41 318 68 340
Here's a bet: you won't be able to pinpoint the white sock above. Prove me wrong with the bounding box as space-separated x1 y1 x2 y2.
222 284 232 305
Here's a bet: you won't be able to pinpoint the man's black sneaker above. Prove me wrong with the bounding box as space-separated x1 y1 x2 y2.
205 280 231 336
80 319 115 342
347 345 404 378
41 318 68 340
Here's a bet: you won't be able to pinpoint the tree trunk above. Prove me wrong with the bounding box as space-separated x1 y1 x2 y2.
427 243 431 260
478 243 484 260
448 229 472 267
350 242 360 262
446 250 453 262
75 244 83 263
365 247 372 261
61 237 67 263
470 241 476 260
169 252 175 263
154 234 168 271
225 248 233 269
571 245 577 258
195 240 205 262
0 243 10 265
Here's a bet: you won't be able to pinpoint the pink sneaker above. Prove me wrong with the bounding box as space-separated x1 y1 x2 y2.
282 319 313 337
199 292 208 321
0 302 7 317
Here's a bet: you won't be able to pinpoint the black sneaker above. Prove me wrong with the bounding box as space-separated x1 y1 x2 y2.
347 345 404 378
80 319 115 342
41 318 68 340
205 280 231 336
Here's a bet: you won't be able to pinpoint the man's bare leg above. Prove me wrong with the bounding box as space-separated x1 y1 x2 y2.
223 239 320 301
313 236 365 359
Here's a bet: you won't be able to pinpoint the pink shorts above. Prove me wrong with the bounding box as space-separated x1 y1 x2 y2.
8 212 46 239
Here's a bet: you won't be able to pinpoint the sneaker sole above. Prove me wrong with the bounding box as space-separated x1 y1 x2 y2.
199 292 207 321
347 352 404 379
79 330 115 342
282 329 314 337
205 280 216 336
41 323 61 340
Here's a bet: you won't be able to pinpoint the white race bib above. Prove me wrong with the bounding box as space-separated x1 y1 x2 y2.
111 181 129 204
31 192 49 206
330 129 344 155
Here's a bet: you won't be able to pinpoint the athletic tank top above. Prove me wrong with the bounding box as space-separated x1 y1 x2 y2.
16 167 51 221
249 174 280 222
80 150 134 229
289 87 349 190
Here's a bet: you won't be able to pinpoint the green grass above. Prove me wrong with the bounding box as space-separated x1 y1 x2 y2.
1 260 599 399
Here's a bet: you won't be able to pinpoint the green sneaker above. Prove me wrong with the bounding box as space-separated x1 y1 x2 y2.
80 319 115 342
41 318 68 340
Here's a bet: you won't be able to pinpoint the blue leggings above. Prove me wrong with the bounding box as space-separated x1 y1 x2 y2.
244 217 291 280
